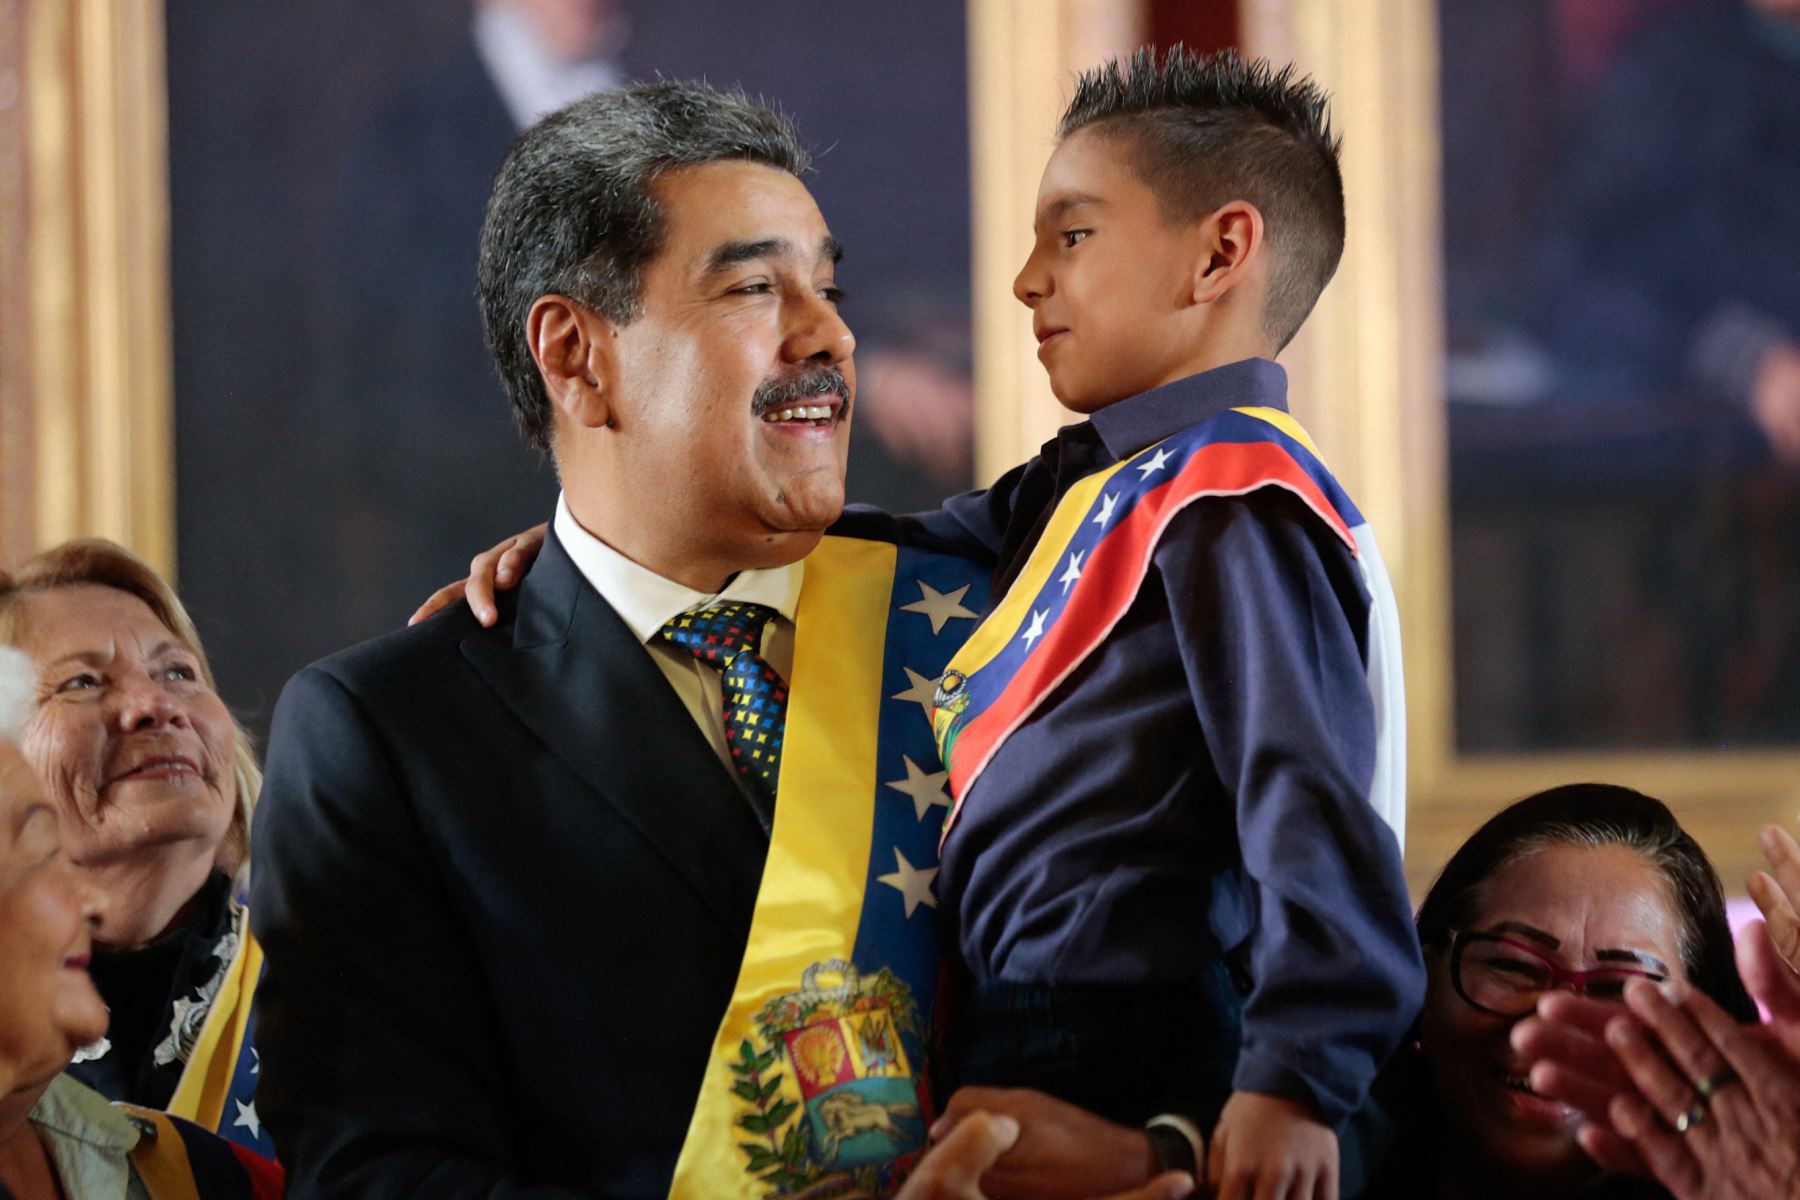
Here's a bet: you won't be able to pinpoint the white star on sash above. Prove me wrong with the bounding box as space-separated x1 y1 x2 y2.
884 755 952 821
1020 608 1049 651
1092 492 1119 528
251 1048 260 1074
234 1099 262 1140
1135 446 1173 479
900 581 979 635
891 667 940 722
1058 550 1085 595
877 847 938 917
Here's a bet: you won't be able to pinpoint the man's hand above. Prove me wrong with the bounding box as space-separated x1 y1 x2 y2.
1206 1091 1337 1200
897 1110 1194 1200
1750 339 1800 464
408 524 548 627
931 1088 1160 1200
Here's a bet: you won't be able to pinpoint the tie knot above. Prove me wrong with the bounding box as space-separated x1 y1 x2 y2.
659 602 779 668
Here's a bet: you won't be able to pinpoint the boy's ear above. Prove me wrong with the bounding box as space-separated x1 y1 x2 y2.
527 294 618 433
1191 200 1266 306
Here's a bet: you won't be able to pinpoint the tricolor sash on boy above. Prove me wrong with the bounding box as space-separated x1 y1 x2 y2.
669 533 989 1199
933 405 1404 844
166 901 272 1158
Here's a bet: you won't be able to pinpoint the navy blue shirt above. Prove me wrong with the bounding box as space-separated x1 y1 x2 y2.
843 358 1425 1123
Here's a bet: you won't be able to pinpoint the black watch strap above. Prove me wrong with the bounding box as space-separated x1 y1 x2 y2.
1144 1122 1199 1175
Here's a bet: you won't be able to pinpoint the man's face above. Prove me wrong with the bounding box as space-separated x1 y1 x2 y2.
1014 126 1208 414
603 161 854 573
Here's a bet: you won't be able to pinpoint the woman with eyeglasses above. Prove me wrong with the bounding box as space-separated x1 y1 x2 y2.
1360 784 1756 1199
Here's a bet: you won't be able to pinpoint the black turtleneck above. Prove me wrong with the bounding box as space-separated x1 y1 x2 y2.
65 870 235 1111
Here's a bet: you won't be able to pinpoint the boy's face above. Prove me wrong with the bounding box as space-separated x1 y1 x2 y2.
1014 126 1211 413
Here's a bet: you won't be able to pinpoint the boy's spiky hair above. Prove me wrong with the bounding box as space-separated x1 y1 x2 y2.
1059 46 1344 350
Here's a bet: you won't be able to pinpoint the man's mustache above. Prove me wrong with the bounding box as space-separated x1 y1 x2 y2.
751 365 852 421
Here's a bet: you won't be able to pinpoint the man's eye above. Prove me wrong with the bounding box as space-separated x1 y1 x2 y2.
160 663 199 683
1062 229 1091 248
54 673 99 694
819 286 846 306
731 282 774 296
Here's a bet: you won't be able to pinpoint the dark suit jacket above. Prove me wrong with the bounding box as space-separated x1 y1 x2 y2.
250 532 771 1197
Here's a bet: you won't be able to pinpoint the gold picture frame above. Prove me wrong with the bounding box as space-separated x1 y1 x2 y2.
2 0 173 576
1237 0 1800 892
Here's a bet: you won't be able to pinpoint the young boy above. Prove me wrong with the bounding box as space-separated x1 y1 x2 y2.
440 47 1422 1199
897 46 1423 1197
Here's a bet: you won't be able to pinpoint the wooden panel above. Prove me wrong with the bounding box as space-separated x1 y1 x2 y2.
13 0 172 575
967 0 1145 482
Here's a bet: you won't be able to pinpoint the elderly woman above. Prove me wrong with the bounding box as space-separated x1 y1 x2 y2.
1361 783 1756 1199
0 645 280 1199
0 541 266 1155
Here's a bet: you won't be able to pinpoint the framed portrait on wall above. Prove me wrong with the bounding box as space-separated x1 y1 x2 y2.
163 0 977 734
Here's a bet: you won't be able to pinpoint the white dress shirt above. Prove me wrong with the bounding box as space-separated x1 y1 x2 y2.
553 494 802 772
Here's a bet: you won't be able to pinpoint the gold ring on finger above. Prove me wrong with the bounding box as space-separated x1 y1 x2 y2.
1694 1067 1739 1100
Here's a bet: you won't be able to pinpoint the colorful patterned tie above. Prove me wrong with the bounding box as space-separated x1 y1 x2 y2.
659 602 789 829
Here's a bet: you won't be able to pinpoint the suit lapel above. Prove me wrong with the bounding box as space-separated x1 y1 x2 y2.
461 532 766 937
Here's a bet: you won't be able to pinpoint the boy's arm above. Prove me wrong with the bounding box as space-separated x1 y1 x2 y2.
831 457 1035 566
1160 491 1426 1125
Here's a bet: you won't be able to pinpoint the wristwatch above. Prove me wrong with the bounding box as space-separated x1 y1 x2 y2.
1144 1113 1206 1176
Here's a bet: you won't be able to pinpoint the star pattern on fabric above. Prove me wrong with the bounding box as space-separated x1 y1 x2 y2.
1058 549 1085 596
890 667 939 722
233 1099 262 1140
877 847 938 918
250 1048 260 1075
660 603 788 825
900 581 980 635
884 755 951 821
1020 608 1049 651
1092 492 1118 528
1134 445 1173 479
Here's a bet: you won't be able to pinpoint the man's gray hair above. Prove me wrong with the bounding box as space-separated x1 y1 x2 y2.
477 80 811 457
0 644 32 746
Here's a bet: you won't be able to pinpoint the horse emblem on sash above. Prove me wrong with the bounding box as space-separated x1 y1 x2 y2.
728 958 926 1196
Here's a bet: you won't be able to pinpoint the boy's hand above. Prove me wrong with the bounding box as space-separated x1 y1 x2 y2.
932 1087 1160 1200
1207 1091 1337 1200
408 523 548 627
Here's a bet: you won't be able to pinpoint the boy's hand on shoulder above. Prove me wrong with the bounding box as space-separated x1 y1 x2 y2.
1207 1091 1337 1200
933 1087 1161 1200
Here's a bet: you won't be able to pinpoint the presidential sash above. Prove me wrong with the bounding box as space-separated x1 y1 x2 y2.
669 533 988 1199
167 903 271 1158
933 406 1406 842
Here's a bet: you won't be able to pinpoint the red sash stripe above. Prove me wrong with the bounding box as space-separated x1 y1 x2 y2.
944 440 1357 809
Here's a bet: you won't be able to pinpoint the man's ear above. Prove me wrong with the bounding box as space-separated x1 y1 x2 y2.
1191 200 1266 306
527 294 617 432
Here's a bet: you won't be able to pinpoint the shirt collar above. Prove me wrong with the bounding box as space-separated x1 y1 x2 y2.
1086 357 1288 459
553 494 803 645
29 1074 143 1198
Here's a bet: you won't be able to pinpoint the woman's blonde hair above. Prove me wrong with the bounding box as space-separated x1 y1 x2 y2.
0 539 261 876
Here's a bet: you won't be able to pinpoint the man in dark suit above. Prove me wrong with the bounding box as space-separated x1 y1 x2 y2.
250 82 858 1197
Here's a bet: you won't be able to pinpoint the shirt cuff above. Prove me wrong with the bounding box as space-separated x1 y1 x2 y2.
1231 1047 1359 1127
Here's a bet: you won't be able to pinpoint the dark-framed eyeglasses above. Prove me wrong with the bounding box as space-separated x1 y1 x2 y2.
1448 929 1667 1018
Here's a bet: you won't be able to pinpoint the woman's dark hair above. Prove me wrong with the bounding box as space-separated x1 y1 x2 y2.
1416 783 1756 1021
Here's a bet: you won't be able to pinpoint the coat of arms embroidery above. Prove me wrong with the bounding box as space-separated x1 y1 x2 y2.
728 958 926 1197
